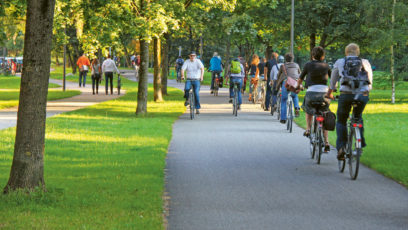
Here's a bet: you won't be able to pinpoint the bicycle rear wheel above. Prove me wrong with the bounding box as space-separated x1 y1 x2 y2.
309 118 316 159
276 95 281 120
189 91 195 120
348 128 361 180
287 100 293 132
315 127 323 164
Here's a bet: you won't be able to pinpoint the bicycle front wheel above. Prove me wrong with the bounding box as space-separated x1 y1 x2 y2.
118 78 121 95
233 88 238 116
348 128 361 180
189 92 195 120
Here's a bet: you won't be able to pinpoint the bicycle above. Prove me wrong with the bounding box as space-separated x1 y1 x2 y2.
338 97 364 180
286 94 294 133
117 74 121 95
176 68 182 83
260 80 266 109
273 91 282 120
309 101 328 164
186 80 195 120
232 81 240 116
212 72 221 96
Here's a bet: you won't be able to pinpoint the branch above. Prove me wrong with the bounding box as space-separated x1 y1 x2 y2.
131 0 140 16
185 0 194 8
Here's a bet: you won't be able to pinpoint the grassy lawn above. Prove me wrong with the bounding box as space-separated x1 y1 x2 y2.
0 78 185 229
294 89 408 186
0 75 61 89
0 75 80 109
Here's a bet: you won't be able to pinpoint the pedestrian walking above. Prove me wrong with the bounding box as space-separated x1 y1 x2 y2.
77 53 91 87
102 54 120 95
91 59 102 95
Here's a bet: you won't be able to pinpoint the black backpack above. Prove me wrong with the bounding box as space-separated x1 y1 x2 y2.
341 57 370 89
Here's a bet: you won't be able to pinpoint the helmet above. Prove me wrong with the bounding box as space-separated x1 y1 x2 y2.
278 55 284 63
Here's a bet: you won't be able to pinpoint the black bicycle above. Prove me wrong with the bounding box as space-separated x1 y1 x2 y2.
338 99 364 180
212 72 221 96
186 81 195 120
286 94 294 133
176 68 182 83
309 101 328 164
117 74 121 95
232 81 240 116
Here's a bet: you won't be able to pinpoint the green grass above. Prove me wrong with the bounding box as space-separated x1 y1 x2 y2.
294 90 408 186
0 75 61 89
0 90 81 109
0 78 185 229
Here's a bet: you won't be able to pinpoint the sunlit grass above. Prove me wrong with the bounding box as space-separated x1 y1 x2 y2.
0 90 81 109
0 78 185 229
0 75 60 89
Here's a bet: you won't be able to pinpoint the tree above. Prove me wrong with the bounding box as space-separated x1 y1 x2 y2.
4 0 56 193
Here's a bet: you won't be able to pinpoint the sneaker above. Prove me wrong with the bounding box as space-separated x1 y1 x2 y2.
210 90 213 94
229 99 233 103
337 148 346 160
196 109 200 114
295 109 300 117
280 120 286 124
184 101 189 106
324 144 330 153
303 130 310 137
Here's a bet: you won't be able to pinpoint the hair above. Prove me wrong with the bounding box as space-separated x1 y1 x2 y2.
107 54 111 59
251 54 259 65
272 52 279 60
345 43 360 56
311 46 325 61
284 53 294 62
91 58 99 65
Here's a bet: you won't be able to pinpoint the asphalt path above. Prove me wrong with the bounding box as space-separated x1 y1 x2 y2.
165 81 408 230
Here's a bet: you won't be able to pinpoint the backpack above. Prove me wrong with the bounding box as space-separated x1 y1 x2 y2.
176 58 184 66
341 57 370 89
323 110 336 131
231 60 241 74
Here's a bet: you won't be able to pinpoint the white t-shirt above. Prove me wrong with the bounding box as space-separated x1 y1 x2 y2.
182 59 204 80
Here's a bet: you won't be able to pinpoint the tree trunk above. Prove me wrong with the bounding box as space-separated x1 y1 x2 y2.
4 0 56 194
55 52 60 66
66 24 80 74
265 45 273 60
199 35 203 58
122 44 131 68
223 37 231 77
319 33 328 49
310 32 316 59
153 38 163 102
161 33 170 95
136 39 149 115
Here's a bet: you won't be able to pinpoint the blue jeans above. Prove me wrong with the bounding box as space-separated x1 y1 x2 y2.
184 80 201 109
265 79 272 109
210 71 221 90
79 70 88 87
336 94 369 151
280 82 300 121
229 78 243 105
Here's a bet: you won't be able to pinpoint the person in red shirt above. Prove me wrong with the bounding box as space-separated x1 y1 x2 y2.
77 53 91 87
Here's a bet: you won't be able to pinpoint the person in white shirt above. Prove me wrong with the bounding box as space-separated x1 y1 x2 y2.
181 51 204 114
102 54 120 95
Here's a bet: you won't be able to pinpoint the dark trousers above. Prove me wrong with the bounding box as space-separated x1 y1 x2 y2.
336 94 369 151
79 70 88 87
264 79 272 109
92 74 101 94
105 72 114 94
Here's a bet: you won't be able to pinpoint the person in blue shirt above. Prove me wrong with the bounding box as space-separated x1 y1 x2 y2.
209 52 223 94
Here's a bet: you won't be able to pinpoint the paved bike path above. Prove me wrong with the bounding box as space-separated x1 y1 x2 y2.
165 82 408 229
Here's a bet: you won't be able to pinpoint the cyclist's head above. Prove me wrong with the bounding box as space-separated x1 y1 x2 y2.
284 53 294 62
272 52 279 60
311 46 325 61
189 51 196 60
345 43 360 56
178 56 182 58
278 55 285 63
213 52 218 57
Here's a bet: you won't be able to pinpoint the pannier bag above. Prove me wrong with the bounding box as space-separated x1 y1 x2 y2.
323 110 336 131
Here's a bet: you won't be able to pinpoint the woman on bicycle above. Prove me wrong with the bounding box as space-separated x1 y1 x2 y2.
326 43 373 160
276 53 301 123
248 54 259 102
296 47 331 152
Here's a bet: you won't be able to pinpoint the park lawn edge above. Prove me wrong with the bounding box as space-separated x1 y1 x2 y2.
0 80 186 229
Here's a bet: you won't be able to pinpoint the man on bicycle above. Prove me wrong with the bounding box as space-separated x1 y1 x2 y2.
181 51 204 114
270 55 284 112
327 43 373 160
209 52 223 94
175 56 184 81
226 58 245 110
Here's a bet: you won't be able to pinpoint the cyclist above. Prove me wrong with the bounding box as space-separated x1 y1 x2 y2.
248 54 260 102
181 51 204 114
256 57 266 103
326 43 373 160
296 47 331 152
209 52 223 94
226 57 245 109
276 53 301 123
175 56 184 81
270 55 284 112
264 52 278 111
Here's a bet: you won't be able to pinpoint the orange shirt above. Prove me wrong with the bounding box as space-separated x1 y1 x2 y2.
77 56 90 68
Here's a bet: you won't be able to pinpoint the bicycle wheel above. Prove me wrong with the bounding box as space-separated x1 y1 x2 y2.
348 128 361 180
214 79 219 96
287 100 293 133
233 87 238 116
117 77 121 95
309 118 316 159
189 91 195 120
315 127 323 164
276 95 281 120
338 157 346 173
